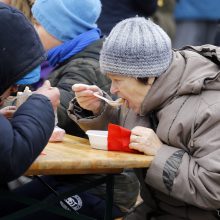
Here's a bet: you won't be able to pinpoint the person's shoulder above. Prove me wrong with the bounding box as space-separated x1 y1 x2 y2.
61 38 104 68
79 38 104 56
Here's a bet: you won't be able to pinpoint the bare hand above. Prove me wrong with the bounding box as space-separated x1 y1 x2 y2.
72 83 103 114
129 126 162 156
35 80 60 111
0 106 16 119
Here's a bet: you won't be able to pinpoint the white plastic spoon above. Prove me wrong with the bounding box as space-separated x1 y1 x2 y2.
93 93 124 107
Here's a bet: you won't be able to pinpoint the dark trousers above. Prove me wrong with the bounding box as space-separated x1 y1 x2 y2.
0 176 124 220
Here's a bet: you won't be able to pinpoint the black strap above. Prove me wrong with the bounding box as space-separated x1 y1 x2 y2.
181 46 220 67
149 111 158 132
134 169 157 210
215 209 220 219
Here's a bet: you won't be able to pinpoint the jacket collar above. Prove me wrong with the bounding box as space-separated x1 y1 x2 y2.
140 47 220 116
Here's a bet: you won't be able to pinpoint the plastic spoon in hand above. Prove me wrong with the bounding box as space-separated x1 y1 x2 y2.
93 92 124 107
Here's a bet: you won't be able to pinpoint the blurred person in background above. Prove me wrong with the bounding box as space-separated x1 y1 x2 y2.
10 0 35 23
214 23 220 46
0 0 11 4
97 0 157 36
152 0 176 41
31 0 112 137
173 0 220 48
0 0 35 22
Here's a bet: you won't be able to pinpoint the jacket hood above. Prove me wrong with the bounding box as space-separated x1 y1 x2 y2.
0 3 45 95
140 45 220 115
176 45 220 95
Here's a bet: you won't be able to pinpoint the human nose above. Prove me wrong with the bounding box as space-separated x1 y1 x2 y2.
110 82 118 94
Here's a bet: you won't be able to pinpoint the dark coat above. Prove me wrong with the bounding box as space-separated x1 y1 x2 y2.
0 3 54 184
97 0 157 35
0 94 54 183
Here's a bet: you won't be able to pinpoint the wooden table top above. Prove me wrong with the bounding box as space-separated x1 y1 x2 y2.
25 134 153 175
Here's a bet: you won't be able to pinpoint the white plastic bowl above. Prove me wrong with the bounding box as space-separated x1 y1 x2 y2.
86 130 108 150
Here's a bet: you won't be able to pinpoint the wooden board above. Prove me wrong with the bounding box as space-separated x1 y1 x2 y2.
25 135 153 175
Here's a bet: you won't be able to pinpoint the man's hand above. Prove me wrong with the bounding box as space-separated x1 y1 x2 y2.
129 126 162 156
35 80 60 111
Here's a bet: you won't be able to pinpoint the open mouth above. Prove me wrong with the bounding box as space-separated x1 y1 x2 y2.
121 98 128 108
116 96 128 108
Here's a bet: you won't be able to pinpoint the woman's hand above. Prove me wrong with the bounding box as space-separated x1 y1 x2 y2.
129 126 162 156
72 83 103 115
0 106 17 119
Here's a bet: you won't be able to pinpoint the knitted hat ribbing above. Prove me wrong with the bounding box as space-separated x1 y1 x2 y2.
100 17 172 78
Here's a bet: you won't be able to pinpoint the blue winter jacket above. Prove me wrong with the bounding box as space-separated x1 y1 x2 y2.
0 94 54 183
175 0 220 20
0 3 55 184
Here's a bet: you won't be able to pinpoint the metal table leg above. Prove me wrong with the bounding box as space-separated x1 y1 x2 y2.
105 174 114 220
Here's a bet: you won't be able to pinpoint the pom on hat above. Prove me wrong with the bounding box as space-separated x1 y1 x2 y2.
100 17 172 78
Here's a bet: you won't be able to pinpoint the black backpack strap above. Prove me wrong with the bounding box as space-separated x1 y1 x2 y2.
179 45 220 66
149 111 158 132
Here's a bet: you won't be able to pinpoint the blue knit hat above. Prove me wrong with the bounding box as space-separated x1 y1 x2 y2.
100 17 172 78
32 0 102 42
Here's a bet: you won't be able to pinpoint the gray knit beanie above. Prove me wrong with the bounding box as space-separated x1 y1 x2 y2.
100 17 172 78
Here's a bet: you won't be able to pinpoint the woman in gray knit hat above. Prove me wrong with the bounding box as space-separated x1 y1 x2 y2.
69 17 220 220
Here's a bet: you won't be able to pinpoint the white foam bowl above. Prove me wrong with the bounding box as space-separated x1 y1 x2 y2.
86 130 108 150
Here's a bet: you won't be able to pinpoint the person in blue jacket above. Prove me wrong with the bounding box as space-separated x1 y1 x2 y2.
0 2 60 184
173 0 220 48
